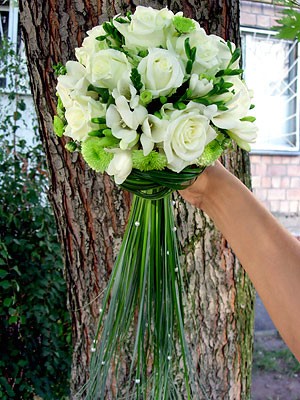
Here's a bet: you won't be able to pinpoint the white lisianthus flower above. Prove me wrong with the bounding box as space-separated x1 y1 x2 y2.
56 61 90 109
75 25 109 65
212 77 251 129
112 78 140 110
138 48 185 98
228 120 258 151
87 49 131 91
113 6 174 50
106 149 133 184
64 95 105 142
189 74 214 97
158 105 217 172
140 115 169 156
106 96 147 149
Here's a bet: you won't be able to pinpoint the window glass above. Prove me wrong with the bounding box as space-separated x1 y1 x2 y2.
241 28 299 152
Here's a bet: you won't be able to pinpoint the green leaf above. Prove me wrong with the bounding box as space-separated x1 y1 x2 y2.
53 115 65 137
13 111 21 121
114 17 130 24
53 62 67 76
8 315 18 325
275 9 300 41
215 68 243 77
87 85 110 103
240 116 256 123
0 280 11 289
0 269 8 278
96 35 108 41
130 68 143 92
18 99 26 111
65 142 77 152
12 266 21 276
184 38 191 59
228 48 241 67
3 298 13 307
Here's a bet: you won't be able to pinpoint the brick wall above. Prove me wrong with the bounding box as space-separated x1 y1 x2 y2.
240 0 281 29
250 155 300 215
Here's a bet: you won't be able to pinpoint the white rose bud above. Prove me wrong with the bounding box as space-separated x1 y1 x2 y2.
138 48 185 98
106 150 133 184
229 120 258 151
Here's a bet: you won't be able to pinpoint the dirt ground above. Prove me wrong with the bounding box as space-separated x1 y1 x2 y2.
251 333 300 400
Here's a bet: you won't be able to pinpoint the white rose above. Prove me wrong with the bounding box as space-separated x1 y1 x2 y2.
173 29 218 74
106 150 133 184
163 107 217 172
228 120 258 151
75 25 109 65
173 29 233 75
113 6 174 49
137 48 185 98
212 77 251 129
64 95 105 142
87 49 131 91
56 61 89 108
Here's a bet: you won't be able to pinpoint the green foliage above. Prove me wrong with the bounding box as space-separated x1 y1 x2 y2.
274 1 300 41
0 40 71 399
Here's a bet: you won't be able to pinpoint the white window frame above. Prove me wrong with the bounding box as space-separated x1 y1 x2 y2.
0 0 20 90
241 26 300 154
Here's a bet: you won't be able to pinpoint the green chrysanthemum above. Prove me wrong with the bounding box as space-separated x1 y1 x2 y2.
81 137 114 172
198 139 224 166
132 150 167 171
173 16 196 34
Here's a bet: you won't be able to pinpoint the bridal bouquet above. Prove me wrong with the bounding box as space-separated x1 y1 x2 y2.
54 6 257 399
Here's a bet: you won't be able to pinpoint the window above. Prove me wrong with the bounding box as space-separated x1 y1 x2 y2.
0 0 20 89
241 28 300 153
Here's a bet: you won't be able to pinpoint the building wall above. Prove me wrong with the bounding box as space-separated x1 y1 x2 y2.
241 0 300 216
250 155 300 214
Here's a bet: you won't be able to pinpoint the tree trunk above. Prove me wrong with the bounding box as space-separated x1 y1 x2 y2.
19 0 255 398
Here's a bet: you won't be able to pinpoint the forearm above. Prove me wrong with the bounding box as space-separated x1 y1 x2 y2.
181 163 300 361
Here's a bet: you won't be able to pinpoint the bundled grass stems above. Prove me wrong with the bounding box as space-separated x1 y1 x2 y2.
76 168 209 399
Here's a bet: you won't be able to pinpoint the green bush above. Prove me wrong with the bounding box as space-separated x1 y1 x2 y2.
0 39 71 399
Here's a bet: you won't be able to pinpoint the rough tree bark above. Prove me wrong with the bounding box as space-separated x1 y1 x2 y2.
19 0 255 398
